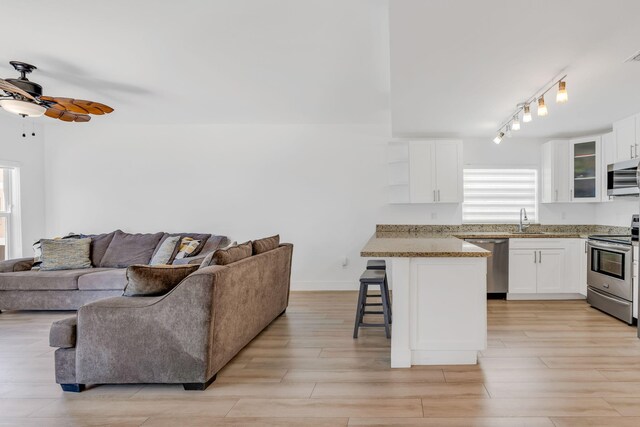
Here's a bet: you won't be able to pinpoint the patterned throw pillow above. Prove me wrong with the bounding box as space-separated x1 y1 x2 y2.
174 237 201 259
149 235 181 265
39 238 92 271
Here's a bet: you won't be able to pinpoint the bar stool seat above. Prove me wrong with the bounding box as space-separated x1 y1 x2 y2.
354 269 391 339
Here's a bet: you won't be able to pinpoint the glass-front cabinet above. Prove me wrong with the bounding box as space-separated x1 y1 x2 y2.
569 136 601 202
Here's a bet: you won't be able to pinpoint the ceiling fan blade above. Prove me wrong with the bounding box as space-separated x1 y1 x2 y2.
0 78 36 100
41 96 113 115
44 107 91 122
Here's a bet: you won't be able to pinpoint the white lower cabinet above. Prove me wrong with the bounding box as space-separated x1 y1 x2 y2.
508 239 582 299
634 246 638 319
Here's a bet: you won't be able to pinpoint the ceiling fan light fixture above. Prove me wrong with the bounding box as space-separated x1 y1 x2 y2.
556 80 568 103
0 99 46 117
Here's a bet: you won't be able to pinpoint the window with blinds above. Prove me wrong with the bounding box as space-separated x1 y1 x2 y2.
463 168 538 223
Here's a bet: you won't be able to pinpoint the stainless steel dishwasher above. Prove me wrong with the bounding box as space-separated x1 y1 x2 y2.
464 239 509 298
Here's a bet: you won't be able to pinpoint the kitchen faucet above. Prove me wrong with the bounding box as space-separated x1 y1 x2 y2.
519 208 530 233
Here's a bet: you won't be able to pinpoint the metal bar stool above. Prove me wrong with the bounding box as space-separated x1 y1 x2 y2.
353 269 391 339
366 260 392 323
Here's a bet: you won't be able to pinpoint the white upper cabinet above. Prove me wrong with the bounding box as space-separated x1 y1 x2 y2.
389 140 462 204
541 136 602 204
433 141 462 203
613 114 639 162
541 140 569 203
569 135 601 203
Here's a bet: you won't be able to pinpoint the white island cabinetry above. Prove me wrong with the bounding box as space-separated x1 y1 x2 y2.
361 235 489 367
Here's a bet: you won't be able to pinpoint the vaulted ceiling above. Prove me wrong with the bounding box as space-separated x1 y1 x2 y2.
2 0 640 138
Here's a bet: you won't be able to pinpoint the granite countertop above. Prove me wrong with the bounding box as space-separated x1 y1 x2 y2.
361 224 632 258
361 234 492 258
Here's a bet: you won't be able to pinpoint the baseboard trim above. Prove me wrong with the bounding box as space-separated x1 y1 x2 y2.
290 281 359 291
507 293 586 301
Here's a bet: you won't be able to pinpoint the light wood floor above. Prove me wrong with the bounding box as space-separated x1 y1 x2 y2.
2 292 640 426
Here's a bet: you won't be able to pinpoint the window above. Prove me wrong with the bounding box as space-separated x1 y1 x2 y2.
0 166 19 261
463 168 538 223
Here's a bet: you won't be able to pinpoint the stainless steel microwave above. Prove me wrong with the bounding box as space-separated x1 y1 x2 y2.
607 159 640 197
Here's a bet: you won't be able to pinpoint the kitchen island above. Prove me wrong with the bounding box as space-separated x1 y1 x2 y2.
361 234 491 367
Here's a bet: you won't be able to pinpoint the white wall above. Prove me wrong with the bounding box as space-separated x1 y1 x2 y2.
596 200 638 227
45 123 398 290
0 115 46 256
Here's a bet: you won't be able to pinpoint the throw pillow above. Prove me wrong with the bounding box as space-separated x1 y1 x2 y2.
252 235 280 255
31 240 43 270
99 231 164 268
199 240 237 269
211 241 252 266
174 237 201 259
123 264 199 297
149 235 181 265
85 231 117 267
39 238 92 271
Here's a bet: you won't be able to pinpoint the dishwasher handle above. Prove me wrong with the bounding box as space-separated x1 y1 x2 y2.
465 239 508 244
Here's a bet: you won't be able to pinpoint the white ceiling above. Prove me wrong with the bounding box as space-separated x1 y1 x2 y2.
390 0 640 138
2 0 640 138
0 0 390 125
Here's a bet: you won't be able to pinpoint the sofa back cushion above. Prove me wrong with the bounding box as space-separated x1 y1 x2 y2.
123 264 199 297
40 238 92 271
99 231 164 268
211 241 252 266
86 231 117 267
252 235 280 255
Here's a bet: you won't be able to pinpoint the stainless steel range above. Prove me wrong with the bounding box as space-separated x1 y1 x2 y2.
587 234 634 324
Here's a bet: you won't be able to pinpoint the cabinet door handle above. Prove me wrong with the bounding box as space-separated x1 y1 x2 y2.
539 250 542 263
631 145 634 159
555 189 558 201
534 251 537 263
570 189 573 200
433 190 436 202
437 189 440 201
636 144 639 158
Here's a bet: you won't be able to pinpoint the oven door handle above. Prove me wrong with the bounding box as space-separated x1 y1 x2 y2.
588 241 632 253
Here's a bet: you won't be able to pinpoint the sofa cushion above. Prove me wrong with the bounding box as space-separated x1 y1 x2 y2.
0 268 114 291
123 264 199 297
50 317 77 348
86 231 117 267
99 231 164 268
77 269 127 291
149 235 181 265
253 235 280 255
40 238 92 271
212 241 252 266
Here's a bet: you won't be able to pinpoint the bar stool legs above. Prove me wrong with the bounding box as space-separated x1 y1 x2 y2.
353 269 391 339
366 260 392 323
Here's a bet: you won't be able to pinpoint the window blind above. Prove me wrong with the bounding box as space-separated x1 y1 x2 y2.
463 168 537 223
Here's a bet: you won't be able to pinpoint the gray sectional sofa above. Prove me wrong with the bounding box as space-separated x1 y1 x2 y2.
0 230 229 311
49 242 293 392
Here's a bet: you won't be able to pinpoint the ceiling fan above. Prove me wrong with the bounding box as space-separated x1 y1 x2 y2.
0 61 113 122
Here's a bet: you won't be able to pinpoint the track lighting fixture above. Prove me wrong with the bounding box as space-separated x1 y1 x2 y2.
537 96 548 116
511 113 520 131
522 104 532 123
556 80 568 103
493 73 568 144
